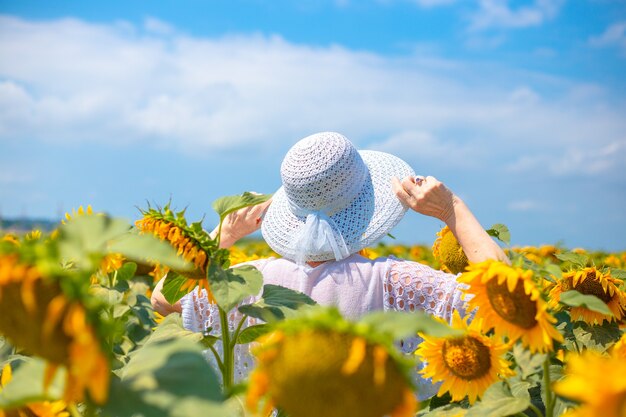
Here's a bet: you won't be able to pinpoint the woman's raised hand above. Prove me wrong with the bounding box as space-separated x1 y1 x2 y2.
211 198 272 248
392 175 457 222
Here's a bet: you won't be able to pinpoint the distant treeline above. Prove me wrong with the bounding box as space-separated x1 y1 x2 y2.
0 217 58 233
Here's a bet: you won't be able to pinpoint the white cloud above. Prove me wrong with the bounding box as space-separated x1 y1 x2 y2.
507 141 626 176
0 14 625 180
368 130 483 169
143 17 175 35
508 86 541 104
469 0 564 31
589 21 626 54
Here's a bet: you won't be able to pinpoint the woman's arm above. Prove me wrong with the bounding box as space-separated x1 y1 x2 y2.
152 275 182 316
392 176 509 264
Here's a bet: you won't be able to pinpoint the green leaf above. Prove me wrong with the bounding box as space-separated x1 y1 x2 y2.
211 265 264 313
122 342 222 400
360 310 462 340
542 263 563 281
486 223 510 245
512 343 547 379
509 379 532 401
212 192 272 223
609 268 626 281
162 271 193 305
141 313 203 347
571 320 622 351
256 284 316 309
555 252 589 268
0 358 66 409
58 214 131 269
466 382 530 417
559 290 613 316
116 261 138 281
238 284 316 322
108 232 191 271
107 330 228 417
91 285 124 305
237 324 271 344
200 334 220 349
417 405 468 417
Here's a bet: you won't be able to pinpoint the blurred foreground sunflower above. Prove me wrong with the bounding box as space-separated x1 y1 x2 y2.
432 226 468 274
135 204 215 299
458 260 563 353
59 206 125 281
416 311 514 404
0 364 69 417
246 309 416 417
611 332 626 358
0 255 109 404
553 349 626 417
548 267 626 325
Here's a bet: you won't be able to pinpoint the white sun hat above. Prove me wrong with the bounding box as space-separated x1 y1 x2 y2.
261 131 415 263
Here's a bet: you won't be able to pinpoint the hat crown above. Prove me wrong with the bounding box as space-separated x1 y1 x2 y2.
280 132 367 215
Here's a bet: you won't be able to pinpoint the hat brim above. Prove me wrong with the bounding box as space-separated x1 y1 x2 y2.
261 150 416 262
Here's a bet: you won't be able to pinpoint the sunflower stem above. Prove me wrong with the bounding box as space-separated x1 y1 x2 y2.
219 306 234 392
207 343 225 374
111 269 118 288
230 314 248 350
543 357 553 417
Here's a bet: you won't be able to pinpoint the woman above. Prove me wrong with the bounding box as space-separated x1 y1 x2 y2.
152 131 508 395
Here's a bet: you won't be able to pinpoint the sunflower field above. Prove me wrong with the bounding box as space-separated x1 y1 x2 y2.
1 193 625 417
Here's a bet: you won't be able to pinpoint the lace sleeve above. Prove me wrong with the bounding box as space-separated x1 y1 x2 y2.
383 257 469 323
383 257 471 401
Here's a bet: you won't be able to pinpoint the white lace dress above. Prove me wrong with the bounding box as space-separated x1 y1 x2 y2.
180 253 469 400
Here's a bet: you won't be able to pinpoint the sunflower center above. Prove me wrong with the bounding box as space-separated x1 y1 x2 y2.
441 336 491 380
573 271 613 303
486 279 538 329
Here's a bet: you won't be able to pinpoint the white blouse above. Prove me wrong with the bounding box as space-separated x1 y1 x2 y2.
180 253 469 400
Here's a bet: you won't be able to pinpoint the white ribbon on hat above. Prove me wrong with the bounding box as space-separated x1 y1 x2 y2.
289 202 350 265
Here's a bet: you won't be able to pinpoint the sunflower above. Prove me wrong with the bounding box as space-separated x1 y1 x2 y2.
135 205 215 300
0 255 109 404
416 311 514 404
553 349 626 417
229 246 261 265
358 247 381 260
408 245 425 262
61 205 93 225
432 226 468 274
611 332 626 358
246 309 416 417
603 255 621 268
0 364 70 417
548 267 626 325
510 246 543 265
458 260 563 353
1 234 19 246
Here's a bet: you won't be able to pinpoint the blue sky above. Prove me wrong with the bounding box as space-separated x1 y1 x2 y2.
1 0 625 251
